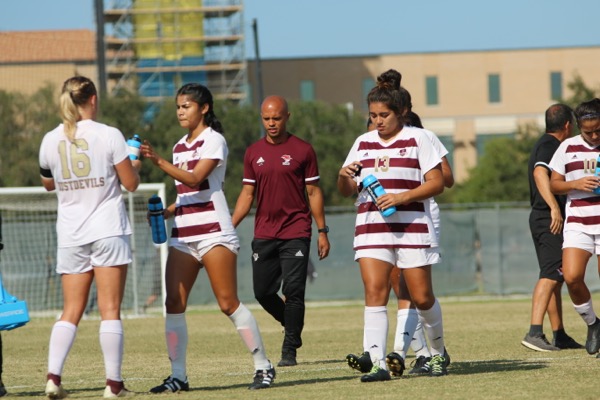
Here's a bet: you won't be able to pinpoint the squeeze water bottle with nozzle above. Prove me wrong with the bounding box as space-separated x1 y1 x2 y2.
594 155 600 195
127 134 142 160
362 174 397 217
148 195 167 244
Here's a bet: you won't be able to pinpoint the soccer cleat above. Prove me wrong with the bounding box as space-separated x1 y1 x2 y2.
277 352 297 367
104 379 134 398
443 347 451 366
149 376 189 394
0 382 6 397
521 333 560 352
408 356 432 375
429 354 448 377
104 386 134 398
385 352 406 377
360 365 391 382
248 366 276 390
586 319 600 355
346 351 373 373
45 378 68 399
553 335 584 350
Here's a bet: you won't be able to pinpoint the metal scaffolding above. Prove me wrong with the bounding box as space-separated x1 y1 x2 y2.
102 0 247 103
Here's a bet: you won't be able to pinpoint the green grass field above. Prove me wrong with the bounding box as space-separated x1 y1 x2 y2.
3 294 600 399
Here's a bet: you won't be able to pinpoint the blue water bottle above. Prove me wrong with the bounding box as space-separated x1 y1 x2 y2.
594 155 600 195
127 134 142 160
148 195 167 244
362 174 397 217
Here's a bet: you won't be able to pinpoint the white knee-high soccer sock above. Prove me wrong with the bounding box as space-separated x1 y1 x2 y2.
573 300 598 325
165 313 188 381
417 299 445 356
410 315 431 358
99 320 124 382
48 321 77 376
364 306 388 368
228 303 271 370
393 308 418 359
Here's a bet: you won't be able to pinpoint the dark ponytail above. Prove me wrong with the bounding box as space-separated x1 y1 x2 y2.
176 83 224 134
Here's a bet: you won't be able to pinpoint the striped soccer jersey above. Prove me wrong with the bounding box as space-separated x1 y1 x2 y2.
549 134 600 234
171 127 236 242
342 127 442 250
421 128 449 240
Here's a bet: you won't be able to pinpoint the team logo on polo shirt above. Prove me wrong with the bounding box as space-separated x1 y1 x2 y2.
281 155 292 165
398 148 407 156
256 157 265 166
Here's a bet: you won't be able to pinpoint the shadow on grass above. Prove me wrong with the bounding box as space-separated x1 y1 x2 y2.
194 374 357 391
438 359 549 376
11 385 106 398
303 358 346 365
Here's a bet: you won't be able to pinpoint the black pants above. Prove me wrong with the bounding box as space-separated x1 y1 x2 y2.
251 238 310 353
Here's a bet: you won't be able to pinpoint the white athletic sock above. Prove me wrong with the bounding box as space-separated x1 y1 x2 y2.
364 306 388 368
99 320 124 382
48 321 77 376
393 308 418 359
573 300 598 325
417 299 445 356
411 315 431 358
228 303 271 370
165 313 188 381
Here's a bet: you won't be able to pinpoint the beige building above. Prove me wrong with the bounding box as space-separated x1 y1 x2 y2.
247 47 600 181
1 28 599 181
0 30 98 96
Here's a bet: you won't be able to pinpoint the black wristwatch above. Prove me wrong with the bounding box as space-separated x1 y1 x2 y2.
318 226 329 234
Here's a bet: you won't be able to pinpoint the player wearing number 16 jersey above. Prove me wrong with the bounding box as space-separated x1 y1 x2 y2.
39 75 141 398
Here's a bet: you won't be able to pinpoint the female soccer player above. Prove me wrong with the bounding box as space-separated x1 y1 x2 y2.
39 76 141 398
140 83 275 393
549 98 600 356
338 69 448 382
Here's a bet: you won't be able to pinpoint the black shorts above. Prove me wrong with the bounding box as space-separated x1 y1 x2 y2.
529 210 564 282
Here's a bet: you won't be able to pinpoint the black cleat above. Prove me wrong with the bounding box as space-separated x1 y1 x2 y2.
429 354 448 377
360 365 391 382
553 335 584 350
586 319 600 355
248 366 276 390
385 352 406 377
346 351 373 373
408 355 431 375
149 376 189 394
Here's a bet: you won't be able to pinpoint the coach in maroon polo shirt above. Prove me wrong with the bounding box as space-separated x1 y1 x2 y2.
232 95 330 367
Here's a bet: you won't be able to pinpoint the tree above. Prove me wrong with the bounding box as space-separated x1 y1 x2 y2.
446 124 539 203
0 84 60 187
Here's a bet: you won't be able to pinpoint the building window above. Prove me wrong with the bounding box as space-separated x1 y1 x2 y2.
550 71 562 100
488 74 501 103
426 76 438 106
362 77 375 111
300 80 315 101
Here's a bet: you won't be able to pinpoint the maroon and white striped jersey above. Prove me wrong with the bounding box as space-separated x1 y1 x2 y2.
171 127 236 242
550 134 600 234
342 127 442 250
